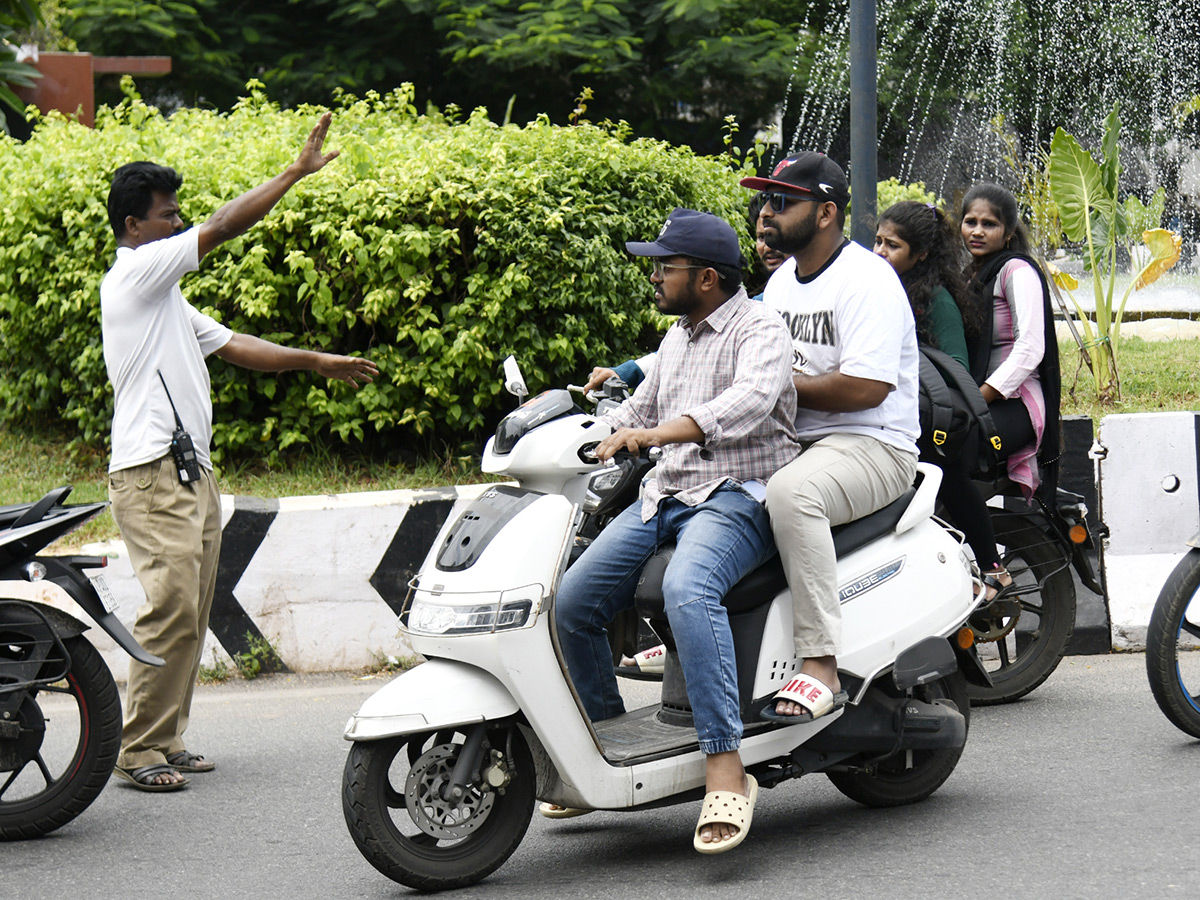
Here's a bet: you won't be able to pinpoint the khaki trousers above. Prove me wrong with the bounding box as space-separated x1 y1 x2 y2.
765 433 917 658
109 456 222 770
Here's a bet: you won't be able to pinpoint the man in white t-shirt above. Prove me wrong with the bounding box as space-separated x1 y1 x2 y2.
739 153 919 723
102 113 378 792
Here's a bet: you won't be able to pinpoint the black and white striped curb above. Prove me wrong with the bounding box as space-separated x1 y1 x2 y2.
69 484 488 682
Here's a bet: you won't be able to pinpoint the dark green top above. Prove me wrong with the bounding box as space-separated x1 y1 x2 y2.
923 286 969 371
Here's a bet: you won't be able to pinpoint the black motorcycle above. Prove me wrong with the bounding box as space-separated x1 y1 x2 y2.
0 486 162 839
965 481 1102 704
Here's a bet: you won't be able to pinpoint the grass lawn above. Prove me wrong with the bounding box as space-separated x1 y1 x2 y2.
2 337 1196 549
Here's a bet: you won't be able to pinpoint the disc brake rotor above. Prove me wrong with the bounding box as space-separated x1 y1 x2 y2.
970 596 1022 643
404 742 495 839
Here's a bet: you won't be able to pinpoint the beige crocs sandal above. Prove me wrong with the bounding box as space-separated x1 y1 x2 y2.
693 774 758 855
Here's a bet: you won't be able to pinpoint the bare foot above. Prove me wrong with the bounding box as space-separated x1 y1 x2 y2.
148 769 186 786
983 565 1013 601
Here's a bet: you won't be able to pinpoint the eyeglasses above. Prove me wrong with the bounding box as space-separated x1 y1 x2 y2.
764 191 818 213
651 260 709 277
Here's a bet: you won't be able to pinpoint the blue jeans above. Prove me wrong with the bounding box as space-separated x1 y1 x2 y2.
555 484 776 755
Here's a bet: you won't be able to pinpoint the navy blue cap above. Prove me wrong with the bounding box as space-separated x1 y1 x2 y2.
625 208 742 268
740 152 850 209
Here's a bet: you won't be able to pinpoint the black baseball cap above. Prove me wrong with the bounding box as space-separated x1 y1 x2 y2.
625 208 742 268
739 152 850 209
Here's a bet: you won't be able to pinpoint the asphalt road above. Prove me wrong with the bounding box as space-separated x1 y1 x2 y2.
8 653 1198 900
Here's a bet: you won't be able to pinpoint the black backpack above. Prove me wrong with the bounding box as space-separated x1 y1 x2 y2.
918 345 1002 476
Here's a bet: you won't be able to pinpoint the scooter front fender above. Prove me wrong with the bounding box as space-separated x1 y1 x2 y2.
343 658 520 742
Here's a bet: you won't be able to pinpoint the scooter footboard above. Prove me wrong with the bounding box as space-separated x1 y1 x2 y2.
344 658 519 741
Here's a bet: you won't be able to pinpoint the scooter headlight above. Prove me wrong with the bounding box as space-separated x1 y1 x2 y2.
407 586 541 636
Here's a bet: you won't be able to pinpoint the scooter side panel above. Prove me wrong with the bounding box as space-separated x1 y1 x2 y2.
838 521 975 676
745 520 975 700
343 658 520 740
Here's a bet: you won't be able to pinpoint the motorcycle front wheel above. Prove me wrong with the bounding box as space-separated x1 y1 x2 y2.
826 668 969 808
967 512 1076 705
1145 548 1200 739
0 634 122 840
342 724 536 891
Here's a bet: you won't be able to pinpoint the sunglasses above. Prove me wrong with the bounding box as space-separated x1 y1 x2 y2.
764 191 819 213
651 260 708 277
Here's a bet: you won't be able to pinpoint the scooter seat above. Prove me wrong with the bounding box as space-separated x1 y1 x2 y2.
634 484 919 619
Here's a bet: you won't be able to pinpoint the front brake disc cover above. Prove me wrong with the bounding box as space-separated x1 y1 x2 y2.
404 742 495 839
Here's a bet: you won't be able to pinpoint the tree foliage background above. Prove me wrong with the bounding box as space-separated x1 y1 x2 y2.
0 0 42 129
55 0 808 155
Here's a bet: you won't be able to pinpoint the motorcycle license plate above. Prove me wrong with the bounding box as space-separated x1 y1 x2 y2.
90 574 119 614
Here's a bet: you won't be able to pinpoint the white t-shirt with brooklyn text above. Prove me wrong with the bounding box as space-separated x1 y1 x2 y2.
101 228 233 473
762 239 919 454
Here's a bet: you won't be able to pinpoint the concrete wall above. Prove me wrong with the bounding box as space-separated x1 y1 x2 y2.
32 485 492 682
1098 412 1200 649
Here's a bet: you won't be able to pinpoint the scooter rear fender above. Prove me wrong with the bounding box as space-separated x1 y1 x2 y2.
343 658 520 741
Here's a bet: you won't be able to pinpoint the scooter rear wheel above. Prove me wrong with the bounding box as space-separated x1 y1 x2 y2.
0 634 122 840
342 724 536 890
967 513 1076 705
826 668 969 808
1145 548 1200 739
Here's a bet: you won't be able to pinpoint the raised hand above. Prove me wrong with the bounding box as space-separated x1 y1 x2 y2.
294 112 340 177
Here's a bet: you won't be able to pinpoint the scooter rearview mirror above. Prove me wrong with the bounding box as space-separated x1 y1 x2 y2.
503 355 528 401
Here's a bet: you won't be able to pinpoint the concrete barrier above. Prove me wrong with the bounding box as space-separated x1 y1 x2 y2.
36 485 491 682
1097 412 1200 649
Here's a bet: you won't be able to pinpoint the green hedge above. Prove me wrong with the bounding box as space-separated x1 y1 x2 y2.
0 82 755 461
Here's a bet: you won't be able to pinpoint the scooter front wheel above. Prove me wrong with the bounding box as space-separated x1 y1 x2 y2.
342 724 536 891
1145 548 1200 739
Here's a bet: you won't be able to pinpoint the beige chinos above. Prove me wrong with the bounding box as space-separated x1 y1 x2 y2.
765 433 917 657
110 456 222 771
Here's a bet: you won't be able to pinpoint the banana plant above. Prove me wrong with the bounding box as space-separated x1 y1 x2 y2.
0 0 42 133
1048 103 1182 403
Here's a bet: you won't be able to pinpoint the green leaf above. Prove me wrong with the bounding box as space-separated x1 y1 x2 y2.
1048 128 1112 243
1100 103 1121 196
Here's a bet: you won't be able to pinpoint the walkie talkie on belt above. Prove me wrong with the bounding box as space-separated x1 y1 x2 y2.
158 370 202 485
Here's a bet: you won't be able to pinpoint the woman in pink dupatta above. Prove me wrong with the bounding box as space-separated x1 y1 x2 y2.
947 183 1061 600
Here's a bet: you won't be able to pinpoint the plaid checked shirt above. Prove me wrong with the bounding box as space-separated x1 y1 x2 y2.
604 287 800 521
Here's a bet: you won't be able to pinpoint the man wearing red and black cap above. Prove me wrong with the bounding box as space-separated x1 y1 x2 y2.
740 152 920 723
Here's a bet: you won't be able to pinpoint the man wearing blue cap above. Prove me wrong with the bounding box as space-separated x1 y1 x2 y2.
551 208 799 853
740 153 920 723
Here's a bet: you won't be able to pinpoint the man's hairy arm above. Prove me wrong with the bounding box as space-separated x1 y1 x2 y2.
197 113 339 260
214 334 378 387
592 416 703 462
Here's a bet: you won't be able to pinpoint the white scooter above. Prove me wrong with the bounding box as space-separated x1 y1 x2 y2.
341 361 988 891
